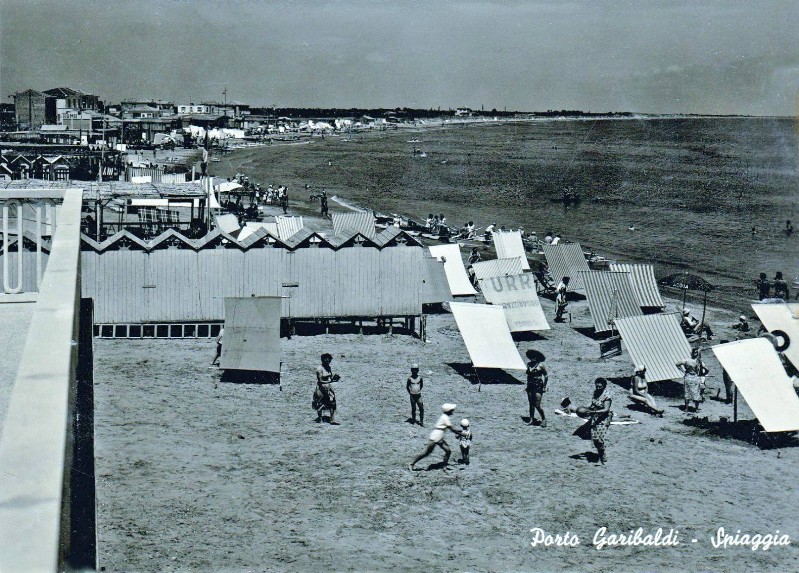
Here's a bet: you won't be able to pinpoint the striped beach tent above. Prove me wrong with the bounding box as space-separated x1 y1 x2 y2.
614 313 692 382
609 263 665 309
579 271 643 334
542 242 591 291
492 231 530 270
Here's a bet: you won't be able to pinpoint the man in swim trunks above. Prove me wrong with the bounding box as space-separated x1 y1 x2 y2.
406 363 424 426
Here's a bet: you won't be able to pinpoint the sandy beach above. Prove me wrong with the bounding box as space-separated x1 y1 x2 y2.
93 189 798 573
93 288 798 572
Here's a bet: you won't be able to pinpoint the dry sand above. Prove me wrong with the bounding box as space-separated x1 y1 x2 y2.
94 291 799 573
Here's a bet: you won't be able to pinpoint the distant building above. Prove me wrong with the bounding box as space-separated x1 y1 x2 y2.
44 87 102 124
0 103 14 130
12 90 56 130
202 101 250 117
177 104 211 115
455 107 473 117
121 99 175 118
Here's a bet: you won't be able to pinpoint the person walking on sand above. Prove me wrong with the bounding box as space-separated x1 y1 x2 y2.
525 350 548 427
406 363 425 426
410 403 462 470
312 353 341 424
458 419 472 465
554 276 570 322
211 327 224 366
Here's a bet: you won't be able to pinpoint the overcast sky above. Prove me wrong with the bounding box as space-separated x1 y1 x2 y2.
2 0 798 115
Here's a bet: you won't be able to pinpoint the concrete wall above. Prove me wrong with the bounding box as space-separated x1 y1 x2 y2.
0 189 86 571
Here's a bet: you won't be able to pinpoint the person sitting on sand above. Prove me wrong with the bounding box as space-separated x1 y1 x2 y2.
410 403 463 471
484 223 496 241
426 214 435 230
466 220 476 238
554 276 570 322
681 309 714 340
525 350 548 427
544 231 554 244
468 248 481 266
732 315 750 332
313 353 341 424
629 365 663 416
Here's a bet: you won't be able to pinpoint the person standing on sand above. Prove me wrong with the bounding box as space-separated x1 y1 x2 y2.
773 272 790 300
410 403 462 471
676 348 704 414
280 187 289 214
755 272 770 300
525 350 548 427
320 190 329 217
313 353 341 424
406 363 424 426
211 327 224 366
458 419 472 465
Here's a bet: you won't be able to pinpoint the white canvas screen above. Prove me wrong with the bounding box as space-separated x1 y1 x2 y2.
751 303 799 370
221 297 281 373
492 231 530 270
712 338 799 432
471 257 525 281
214 213 240 234
449 302 526 370
428 244 477 296
478 273 550 331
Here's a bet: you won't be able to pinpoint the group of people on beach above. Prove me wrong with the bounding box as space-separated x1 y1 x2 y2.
756 271 793 300
223 174 291 221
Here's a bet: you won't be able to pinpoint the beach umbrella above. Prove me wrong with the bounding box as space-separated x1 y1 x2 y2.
658 272 715 327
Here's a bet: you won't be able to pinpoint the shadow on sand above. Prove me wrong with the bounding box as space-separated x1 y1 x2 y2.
512 331 549 343
447 362 522 385
219 370 281 384
681 417 799 449
569 451 602 464
606 376 685 398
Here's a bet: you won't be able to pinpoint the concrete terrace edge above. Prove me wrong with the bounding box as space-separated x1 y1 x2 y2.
0 188 83 572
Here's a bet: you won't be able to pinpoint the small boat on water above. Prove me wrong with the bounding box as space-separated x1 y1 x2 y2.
407 138 422 143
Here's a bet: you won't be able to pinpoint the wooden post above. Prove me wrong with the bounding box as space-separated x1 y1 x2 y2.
733 387 738 423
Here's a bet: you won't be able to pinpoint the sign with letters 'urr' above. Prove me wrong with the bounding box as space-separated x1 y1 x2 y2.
478 273 550 332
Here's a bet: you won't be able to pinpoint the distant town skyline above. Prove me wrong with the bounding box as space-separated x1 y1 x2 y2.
2 0 799 116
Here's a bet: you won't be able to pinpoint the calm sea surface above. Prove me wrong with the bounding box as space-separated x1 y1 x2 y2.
218 118 799 309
